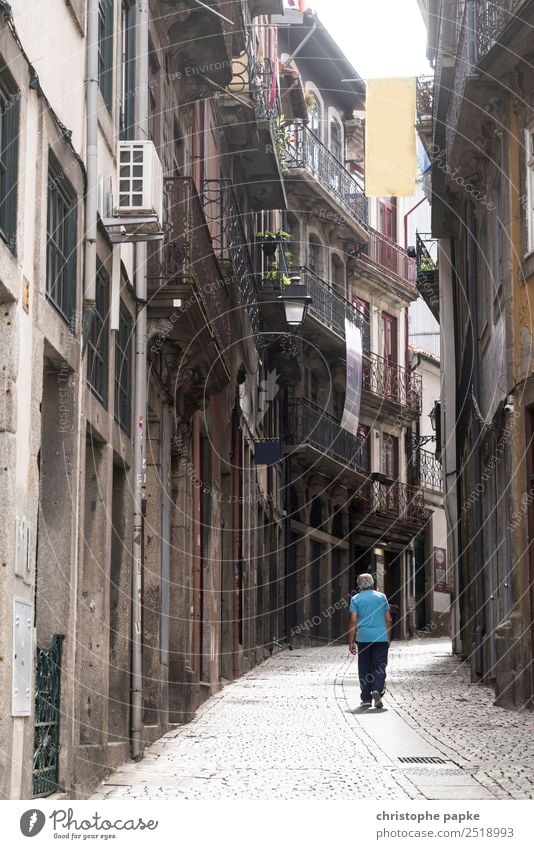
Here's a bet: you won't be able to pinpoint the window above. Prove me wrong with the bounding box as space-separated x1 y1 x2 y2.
308 236 322 275
478 215 489 334
356 424 370 472
354 297 370 352
526 128 534 254
46 156 78 324
115 305 133 432
120 0 136 139
491 178 503 299
98 0 114 113
330 119 343 164
87 262 109 407
0 63 20 253
308 92 322 139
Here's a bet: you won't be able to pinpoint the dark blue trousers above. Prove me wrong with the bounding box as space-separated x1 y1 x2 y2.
357 642 389 700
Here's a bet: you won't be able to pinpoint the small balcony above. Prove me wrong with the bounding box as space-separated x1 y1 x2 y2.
283 123 368 240
476 0 528 61
201 178 259 335
146 176 232 387
414 449 443 495
217 32 287 209
416 75 434 155
354 226 417 293
357 479 426 530
362 352 422 422
416 232 439 322
257 263 369 353
284 398 369 480
163 0 233 100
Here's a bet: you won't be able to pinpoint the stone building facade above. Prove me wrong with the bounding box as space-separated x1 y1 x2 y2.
425 0 534 708
1 0 431 801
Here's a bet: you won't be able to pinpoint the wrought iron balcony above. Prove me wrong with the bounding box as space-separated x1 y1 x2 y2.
284 123 368 233
297 265 369 340
146 176 232 362
476 0 526 60
363 352 423 415
416 75 434 123
201 178 259 333
359 479 425 527
414 449 443 493
445 2 477 163
285 398 369 475
416 232 439 321
356 227 417 289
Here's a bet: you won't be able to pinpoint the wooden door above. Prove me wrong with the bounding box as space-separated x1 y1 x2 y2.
383 311 398 399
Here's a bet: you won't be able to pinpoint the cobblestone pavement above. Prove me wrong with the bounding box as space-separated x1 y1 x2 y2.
91 639 534 800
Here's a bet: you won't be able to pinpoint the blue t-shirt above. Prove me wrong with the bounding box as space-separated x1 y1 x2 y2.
349 590 390 643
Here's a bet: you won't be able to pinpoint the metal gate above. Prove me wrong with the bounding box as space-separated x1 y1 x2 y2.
33 634 64 797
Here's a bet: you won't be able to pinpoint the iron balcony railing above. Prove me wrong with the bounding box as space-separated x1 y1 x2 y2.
360 479 425 527
285 398 370 475
445 1 477 162
415 449 443 493
476 0 526 60
363 351 423 414
146 176 232 361
284 123 368 231
295 265 370 339
416 75 434 123
357 227 417 288
201 178 259 333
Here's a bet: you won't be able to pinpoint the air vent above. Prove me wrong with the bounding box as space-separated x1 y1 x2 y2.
398 756 447 764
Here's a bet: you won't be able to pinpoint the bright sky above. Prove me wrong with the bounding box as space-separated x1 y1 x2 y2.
309 0 432 79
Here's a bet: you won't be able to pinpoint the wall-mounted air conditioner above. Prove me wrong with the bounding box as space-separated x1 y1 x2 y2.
116 140 163 221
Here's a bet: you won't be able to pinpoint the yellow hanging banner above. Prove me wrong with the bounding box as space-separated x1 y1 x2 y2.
365 77 416 198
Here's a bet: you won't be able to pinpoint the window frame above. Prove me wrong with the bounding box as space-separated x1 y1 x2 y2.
0 62 20 254
87 261 110 408
114 303 133 433
98 0 114 114
46 154 78 326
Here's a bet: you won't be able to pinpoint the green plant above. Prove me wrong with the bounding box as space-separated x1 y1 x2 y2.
256 229 292 241
262 260 291 287
304 91 317 115
274 114 293 170
418 258 435 271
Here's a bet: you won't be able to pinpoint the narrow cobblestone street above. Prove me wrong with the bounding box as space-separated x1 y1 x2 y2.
91 639 534 800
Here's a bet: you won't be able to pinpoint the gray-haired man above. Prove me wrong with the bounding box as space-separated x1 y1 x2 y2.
348 573 392 708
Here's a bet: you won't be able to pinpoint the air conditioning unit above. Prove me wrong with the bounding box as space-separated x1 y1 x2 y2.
116 140 163 221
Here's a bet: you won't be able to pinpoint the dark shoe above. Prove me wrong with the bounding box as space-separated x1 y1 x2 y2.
372 690 383 709
360 699 372 707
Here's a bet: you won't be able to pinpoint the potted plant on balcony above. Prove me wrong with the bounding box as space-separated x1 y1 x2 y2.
417 258 436 287
256 228 291 258
261 260 292 290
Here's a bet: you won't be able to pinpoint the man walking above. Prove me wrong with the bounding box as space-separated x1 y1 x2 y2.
348 573 392 708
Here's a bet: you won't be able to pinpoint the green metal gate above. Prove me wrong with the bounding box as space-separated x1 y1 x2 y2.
32 634 64 798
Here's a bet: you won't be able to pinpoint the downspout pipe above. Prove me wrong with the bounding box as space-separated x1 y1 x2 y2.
84 0 99 313
467 201 485 677
131 0 149 761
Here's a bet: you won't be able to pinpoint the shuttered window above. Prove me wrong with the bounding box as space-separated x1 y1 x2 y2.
0 64 20 253
87 262 110 407
98 0 114 113
46 156 78 325
114 305 132 432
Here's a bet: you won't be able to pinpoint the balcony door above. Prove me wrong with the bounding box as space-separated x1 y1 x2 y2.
383 433 399 514
379 199 397 273
382 311 398 399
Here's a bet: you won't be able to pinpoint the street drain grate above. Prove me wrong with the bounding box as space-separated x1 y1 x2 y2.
398 756 447 764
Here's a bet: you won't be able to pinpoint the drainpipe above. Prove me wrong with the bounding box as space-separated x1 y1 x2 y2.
403 196 427 249
84 0 99 313
131 0 149 761
467 201 485 677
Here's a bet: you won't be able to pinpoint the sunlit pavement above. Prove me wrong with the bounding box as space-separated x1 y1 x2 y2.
91 638 534 800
